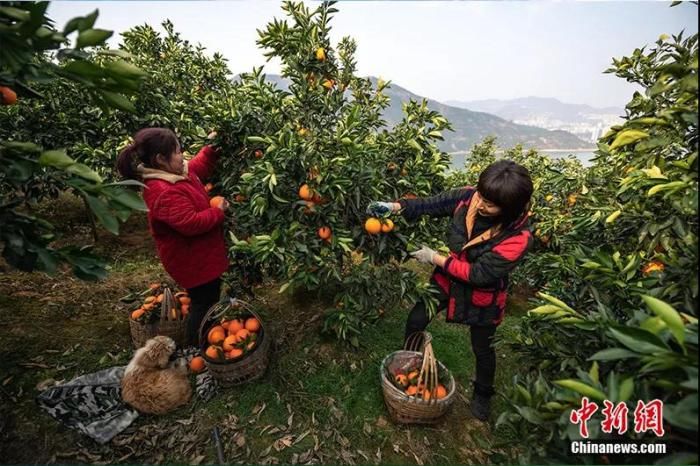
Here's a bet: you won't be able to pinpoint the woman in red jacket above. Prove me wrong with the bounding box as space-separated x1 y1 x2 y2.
116 127 229 347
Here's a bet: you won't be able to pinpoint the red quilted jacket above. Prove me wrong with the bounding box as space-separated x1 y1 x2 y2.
141 145 229 289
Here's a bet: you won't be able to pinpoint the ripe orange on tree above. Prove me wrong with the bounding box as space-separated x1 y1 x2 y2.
364 218 382 235
0 86 17 105
254 149 264 159
318 226 332 241
315 47 326 61
298 184 314 201
381 219 394 233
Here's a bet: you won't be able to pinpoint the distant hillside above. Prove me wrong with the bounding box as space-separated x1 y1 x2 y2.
258 75 591 152
445 96 623 143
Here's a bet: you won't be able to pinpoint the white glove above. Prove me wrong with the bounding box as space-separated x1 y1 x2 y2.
410 245 437 264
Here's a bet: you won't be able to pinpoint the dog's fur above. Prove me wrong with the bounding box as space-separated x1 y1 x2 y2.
121 336 192 415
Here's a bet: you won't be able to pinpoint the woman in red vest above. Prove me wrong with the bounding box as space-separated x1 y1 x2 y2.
367 160 534 421
117 127 229 346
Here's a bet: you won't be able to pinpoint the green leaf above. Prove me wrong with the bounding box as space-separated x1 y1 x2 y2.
62 60 104 78
664 394 698 431
66 163 102 183
76 28 113 48
38 150 74 168
605 210 621 224
536 292 576 313
98 90 135 113
103 188 147 211
589 361 600 385
588 348 639 361
84 195 119 235
105 59 147 79
647 181 686 197
641 295 685 346
554 379 606 401
618 377 634 402
608 326 670 354
609 129 649 150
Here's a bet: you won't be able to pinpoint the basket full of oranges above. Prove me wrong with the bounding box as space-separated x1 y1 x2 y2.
198 298 271 387
380 332 456 424
127 283 190 348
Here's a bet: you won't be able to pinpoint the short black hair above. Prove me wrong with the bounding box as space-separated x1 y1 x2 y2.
477 160 533 226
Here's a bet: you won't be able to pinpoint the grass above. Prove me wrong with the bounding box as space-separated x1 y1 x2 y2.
0 193 532 464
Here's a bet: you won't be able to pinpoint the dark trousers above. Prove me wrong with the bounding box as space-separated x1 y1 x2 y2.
186 278 222 347
404 292 497 397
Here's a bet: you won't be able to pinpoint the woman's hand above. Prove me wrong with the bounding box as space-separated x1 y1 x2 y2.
366 201 400 216
216 198 229 212
207 130 218 140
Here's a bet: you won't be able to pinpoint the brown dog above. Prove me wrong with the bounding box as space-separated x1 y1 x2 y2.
121 336 192 415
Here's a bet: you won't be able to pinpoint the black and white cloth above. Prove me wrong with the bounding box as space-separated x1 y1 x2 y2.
36 348 217 444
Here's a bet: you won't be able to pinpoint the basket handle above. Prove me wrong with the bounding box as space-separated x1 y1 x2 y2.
405 331 439 404
159 287 181 322
404 331 431 352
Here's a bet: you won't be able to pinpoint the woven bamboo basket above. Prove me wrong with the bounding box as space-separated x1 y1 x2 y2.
130 287 188 349
199 298 271 387
380 332 456 424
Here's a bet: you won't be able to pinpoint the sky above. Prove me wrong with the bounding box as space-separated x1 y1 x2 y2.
48 1 698 109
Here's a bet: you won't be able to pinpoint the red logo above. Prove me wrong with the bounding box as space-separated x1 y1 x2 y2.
570 398 665 438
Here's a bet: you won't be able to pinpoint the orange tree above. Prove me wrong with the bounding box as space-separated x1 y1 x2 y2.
0 2 147 278
212 1 452 344
493 22 697 464
1 19 233 180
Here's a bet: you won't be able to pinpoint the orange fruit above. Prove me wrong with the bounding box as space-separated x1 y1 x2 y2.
422 389 432 401
189 356 205 373
227 348 244 359
205 345 222 360
142 303 155 311
234 194 247 202
364 218 382 235
407 371 419 384
381 219 394 233
131 308 145 320
204 183 214 193
298 184 314 201
156 293 164 303
318 226 332 240
254 149 264 159
144 296 156 304
435 384 448 399
235 328 250 342
0 86 17 105
228 319 244 334
223 335 237 351
405 385 418 396
220 320 230 330
394 374 408 388
210 196 225 209
179 296 191 305
207 326 226 345
244 317 261 333
322 79 334 90
315 47 326 61
181 304 190 317
149 283 161 291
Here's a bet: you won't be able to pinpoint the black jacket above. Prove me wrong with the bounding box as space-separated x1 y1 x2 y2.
399 187 532 326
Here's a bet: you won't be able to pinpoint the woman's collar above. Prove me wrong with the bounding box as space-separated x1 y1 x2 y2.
136 162 189 184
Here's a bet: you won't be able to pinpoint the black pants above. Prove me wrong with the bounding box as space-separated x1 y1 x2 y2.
404 293 497 397
186 278 222 347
